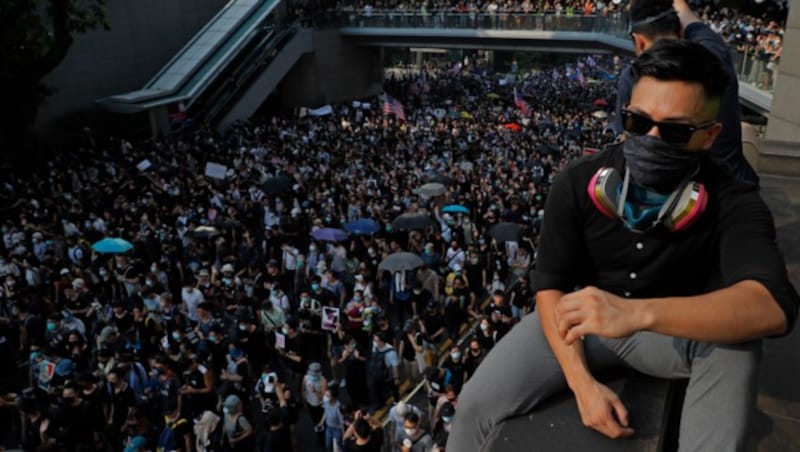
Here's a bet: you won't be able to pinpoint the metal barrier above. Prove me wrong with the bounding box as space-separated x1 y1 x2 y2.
377 274 527 451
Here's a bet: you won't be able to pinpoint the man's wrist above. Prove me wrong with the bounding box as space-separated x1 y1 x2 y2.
633 298 655 332
565 370 595 394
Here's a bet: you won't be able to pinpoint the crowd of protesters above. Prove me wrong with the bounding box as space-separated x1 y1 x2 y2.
0 49 621 451
316 0 786 89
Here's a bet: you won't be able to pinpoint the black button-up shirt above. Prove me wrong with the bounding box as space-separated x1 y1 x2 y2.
532 144 798 334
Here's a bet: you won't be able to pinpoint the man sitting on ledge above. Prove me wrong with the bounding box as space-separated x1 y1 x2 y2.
448 39 799 452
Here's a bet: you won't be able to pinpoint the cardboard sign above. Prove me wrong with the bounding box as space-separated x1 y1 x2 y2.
38 360 56 391
321 307 340 331
136 159 152 171
205 162 227 180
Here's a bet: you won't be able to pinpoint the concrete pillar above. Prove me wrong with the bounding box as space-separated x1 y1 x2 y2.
416 51 424 70
765 4 800 143
148 106 170 139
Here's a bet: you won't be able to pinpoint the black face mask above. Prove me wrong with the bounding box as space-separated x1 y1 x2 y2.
623 135 702 194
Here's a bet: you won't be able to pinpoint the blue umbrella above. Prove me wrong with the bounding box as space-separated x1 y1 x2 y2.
343 218 380 235
311 228 349 242
92 237 134 254
442 204 469 214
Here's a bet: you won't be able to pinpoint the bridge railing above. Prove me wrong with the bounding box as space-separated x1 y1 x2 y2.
316 10 630 39
312 10 776 94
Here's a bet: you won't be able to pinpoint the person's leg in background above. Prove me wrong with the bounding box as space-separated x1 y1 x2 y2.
448 311 622 451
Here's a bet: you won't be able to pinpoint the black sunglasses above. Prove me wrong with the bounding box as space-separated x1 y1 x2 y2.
621 108 715 145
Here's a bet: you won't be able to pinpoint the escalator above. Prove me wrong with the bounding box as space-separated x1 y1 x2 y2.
96 0 295 116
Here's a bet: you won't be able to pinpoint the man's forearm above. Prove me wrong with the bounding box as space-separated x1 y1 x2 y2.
537 290 594 390
639 280 787 342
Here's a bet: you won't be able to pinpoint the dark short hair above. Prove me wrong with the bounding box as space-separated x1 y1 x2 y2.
405 411 420 425
354 418 372 438
631 39 729 103
629 0 680 38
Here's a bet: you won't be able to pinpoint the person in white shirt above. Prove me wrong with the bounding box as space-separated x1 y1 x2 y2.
281 243 299 272
444 241 465 273
182 282 205 323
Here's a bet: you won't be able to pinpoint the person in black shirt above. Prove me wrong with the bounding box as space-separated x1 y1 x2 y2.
483 290 513 340
264 408 293 452
442 345 465 393
180 356 215 419
20 402 55 451
509 274 535 318
278 319 305 392
462 338 485 382
343 413 384 452
449 41 799 451
419 303 447 349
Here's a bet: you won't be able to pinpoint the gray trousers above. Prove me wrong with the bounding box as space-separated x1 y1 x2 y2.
448 312 761 452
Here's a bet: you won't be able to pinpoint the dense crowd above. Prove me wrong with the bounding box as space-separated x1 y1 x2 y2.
321 0 786 88
0 51 620 451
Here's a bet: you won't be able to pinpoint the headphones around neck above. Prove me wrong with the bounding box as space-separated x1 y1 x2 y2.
587 166 708 232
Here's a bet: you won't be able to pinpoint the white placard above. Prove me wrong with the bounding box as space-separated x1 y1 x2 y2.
136 159 152 171
204 162 227 180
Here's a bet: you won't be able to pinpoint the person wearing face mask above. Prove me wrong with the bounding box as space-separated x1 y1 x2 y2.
220 341 250 402
432 401 455 451
367 332 400 410
442 345 465 393
180 278 204 325
400 411 433 452
302 361 328 446
448 41 799 451
259 300 286 334
54 383 96 449
463 338 486 382
277 319 306 393
221 394 255 452
316 387 345 452
179 355 215 419
612 0 758 187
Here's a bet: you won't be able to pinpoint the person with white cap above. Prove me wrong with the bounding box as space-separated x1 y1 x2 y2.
302 361 328 446
388 400 422 448
221 394 254 451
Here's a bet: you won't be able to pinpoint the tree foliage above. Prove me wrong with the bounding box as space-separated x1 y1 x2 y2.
0 0 108 159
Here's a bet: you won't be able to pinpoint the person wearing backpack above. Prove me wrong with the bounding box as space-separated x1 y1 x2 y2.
221 394 254 452
367 332 400 410
157 401 192 452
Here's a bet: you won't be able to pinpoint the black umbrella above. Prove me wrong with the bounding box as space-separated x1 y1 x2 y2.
263 175 294 195
379 252 425 272
391 213 436 231
414 183 447 198
192 225 221 238
488 222 521 242
426 174 457 185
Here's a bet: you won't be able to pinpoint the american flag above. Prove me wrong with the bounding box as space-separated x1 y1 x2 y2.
514 88 531 117
383 93 406 121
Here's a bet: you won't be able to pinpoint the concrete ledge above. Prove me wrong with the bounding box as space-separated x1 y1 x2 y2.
758 141 800 177
485 370 681 452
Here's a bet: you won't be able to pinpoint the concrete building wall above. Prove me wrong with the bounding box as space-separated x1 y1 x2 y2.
277 29 384 108
37 0 226 131
765 3 800 143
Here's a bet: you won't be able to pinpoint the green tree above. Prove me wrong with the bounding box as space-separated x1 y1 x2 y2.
0 0 108 161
